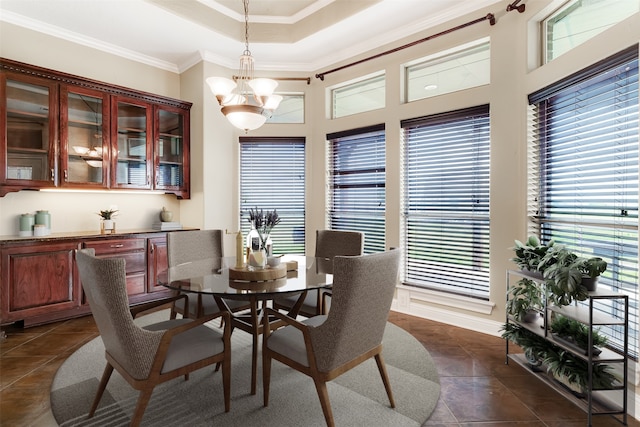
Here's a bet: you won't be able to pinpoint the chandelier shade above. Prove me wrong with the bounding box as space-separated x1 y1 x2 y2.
207 0 281 132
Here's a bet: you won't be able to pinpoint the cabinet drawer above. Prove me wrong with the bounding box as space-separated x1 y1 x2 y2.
84 238 145 254
126 273 146 296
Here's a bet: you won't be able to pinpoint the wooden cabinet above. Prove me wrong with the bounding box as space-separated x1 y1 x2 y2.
154 105 190 198
83 237 147 299
0 231 176 327
0 240 81 326
60 85 110 188
147 235 168 294
0 58 191 198
0 72 58 189
112 96 153 190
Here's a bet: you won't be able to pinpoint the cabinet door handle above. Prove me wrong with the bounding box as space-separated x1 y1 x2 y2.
64 169 68 182
110 244 124 248
50 168 55 181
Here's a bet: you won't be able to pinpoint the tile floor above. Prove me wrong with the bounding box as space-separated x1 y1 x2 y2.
0 310 637 426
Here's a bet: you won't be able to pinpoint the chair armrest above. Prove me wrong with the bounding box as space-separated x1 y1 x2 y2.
263 307 308 332
130 294 188 319
320 290 332 315
149 310 231 372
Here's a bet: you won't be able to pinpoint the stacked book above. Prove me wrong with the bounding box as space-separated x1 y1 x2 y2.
152 222 183 231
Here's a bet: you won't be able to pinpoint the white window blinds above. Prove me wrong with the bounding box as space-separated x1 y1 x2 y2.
327 125 386 253
402 105 491 299
528 46 639 356
239 137 306 255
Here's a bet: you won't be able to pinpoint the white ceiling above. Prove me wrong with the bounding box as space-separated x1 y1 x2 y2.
0 0 503 73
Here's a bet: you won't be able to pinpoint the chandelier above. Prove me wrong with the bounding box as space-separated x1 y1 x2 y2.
206 0 281 132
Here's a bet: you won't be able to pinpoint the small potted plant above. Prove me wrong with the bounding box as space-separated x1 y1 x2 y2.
510 236 555 277
506 278 544 323
538 245 588 306
98 209 118 234
572 256 607 291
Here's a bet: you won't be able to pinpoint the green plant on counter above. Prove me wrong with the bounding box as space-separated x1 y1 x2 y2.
97 209 118 220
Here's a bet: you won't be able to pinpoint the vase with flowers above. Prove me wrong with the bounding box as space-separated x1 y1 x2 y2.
247 207 280 269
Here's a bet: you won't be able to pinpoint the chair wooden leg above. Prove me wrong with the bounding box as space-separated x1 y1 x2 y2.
89 363 114 417
130 388 154 427
222 357 231 413
313 378 335 427
262 352 271 406
374 353 395 408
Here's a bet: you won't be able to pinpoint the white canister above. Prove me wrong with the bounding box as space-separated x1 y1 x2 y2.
33 224 47 237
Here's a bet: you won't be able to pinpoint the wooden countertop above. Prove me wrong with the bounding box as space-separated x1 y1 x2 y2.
0 228 196 243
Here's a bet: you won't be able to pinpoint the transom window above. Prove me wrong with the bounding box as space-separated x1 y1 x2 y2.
405 39 490 102
330 73 385 119
543 0 639 63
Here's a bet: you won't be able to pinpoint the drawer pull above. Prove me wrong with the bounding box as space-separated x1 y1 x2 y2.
110 244 125 248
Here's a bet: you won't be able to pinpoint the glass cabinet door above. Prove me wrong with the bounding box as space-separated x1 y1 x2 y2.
112 97 152 189
60 86 109 187
1 75 57 186
155 106 187 192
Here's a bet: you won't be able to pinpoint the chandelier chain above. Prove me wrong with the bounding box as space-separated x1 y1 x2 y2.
243 0 250 55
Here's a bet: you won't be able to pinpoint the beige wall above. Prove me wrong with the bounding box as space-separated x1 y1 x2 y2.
0 1 638 336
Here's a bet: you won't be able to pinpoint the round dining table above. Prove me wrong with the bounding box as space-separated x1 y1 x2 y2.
158 255 333 394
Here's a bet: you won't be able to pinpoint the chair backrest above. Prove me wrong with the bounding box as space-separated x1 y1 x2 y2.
167 229 223 281
315 230 364 274
315 229 364 259
76 249 163 380
309 249 400 372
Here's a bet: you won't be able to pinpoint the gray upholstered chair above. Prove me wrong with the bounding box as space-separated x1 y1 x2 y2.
76 248 231 427
262 249 400 427
167 229 248 319
273 229 364 317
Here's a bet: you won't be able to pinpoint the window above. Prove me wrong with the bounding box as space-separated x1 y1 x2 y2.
405 39 490 102
266 94 304 124
543 0 639 63
239 137 305 255
331 74 385 119
327 125 386 253
402 105 491 299
528 46 639 356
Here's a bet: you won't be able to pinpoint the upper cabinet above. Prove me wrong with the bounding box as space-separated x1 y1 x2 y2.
155 105 189 197
112 96 153 190
60 85 110 188
1 73 58 188
0 58 191 199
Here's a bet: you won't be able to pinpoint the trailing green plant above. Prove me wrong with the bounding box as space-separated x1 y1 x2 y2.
502 323 618 393
506 278 544 322
550 314 607 349
510 236 555 272
543 346 618 392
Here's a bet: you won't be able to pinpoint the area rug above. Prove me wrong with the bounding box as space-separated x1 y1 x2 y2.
51 310 440 426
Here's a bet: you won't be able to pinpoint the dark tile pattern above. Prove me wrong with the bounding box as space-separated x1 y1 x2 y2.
0 311 637 426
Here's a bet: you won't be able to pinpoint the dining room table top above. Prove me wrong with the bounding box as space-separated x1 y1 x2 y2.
159 255 333 301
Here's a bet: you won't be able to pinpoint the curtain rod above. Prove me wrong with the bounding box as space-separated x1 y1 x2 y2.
232 76 311 85
315 13 496 81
